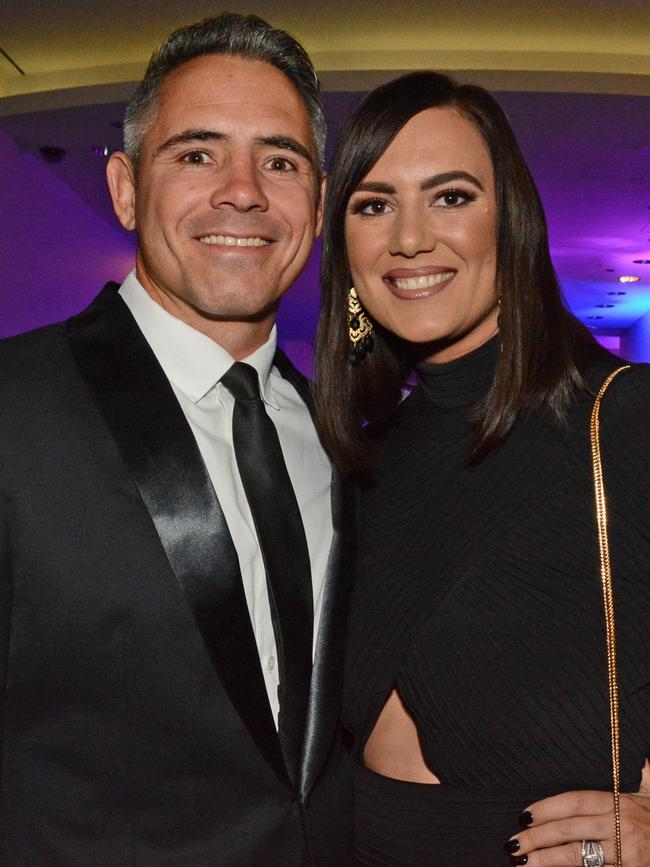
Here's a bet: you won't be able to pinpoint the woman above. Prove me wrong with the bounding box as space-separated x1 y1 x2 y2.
315 72 650 866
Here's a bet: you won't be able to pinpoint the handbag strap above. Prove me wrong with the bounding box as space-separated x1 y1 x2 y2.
589 364 631 867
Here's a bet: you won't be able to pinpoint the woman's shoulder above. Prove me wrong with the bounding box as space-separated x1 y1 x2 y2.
586 361 650 518
555 355 650 487
590 359 650 428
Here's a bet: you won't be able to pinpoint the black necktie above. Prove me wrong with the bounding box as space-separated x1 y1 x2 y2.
221 362 313 787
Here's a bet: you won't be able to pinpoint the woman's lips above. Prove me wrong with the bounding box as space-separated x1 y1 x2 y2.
383 268 456 299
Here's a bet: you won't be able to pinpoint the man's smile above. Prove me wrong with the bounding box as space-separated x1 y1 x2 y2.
197 234 271 247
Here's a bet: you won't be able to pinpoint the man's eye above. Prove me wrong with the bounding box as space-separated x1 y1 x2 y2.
182 151 210 165
266 157 295 172
354 198 392 216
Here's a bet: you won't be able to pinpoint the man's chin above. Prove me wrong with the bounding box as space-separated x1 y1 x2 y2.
189 295 282 325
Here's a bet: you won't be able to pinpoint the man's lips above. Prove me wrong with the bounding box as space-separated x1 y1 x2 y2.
383 267 456 298
197 233 271 247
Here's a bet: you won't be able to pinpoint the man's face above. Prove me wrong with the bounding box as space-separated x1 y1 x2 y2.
108 54 322 351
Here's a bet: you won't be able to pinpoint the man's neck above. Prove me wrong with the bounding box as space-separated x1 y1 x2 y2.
139 279 277 360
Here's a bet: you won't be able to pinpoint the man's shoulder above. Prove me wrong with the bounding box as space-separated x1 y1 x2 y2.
0 284 123 381
0 322 84 444
0 320 70 374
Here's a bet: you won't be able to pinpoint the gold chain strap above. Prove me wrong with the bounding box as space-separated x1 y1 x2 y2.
589 364 631 867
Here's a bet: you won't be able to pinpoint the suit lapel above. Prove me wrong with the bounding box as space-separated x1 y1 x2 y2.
272 350 353 800
67 283 290 789
300 467 353 799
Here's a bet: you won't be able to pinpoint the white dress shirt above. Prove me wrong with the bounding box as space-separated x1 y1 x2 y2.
119 272 333 725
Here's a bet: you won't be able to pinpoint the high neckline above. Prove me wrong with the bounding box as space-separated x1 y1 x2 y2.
415 335 498 408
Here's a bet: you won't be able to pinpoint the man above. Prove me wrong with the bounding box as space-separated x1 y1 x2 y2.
0 13 353 866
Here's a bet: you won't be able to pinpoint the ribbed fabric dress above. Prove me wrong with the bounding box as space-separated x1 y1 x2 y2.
343 337 650 866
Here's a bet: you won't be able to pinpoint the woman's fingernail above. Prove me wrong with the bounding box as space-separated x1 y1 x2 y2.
503 839 521 854
511 857 528 866
518 810 534 827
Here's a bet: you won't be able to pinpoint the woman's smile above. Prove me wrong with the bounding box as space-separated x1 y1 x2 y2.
383 267 457 298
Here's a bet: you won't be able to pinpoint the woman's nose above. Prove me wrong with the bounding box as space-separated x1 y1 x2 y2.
389 207 435 258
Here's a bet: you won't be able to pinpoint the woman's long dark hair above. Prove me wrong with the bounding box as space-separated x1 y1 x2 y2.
315 71 608 477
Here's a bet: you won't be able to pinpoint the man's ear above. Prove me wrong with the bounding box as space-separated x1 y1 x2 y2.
106 151 137 231
315 172 327 239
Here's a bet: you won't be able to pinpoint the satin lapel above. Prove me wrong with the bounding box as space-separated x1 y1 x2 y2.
272 350 353 799
67 284 289 789
300 467 353 799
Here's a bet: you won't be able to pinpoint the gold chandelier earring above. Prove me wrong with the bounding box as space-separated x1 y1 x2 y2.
347 287 374 364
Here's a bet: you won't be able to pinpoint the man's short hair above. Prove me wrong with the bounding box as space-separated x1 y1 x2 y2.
123 12 326 169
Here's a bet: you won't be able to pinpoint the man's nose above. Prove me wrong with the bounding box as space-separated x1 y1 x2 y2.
209 157 269 212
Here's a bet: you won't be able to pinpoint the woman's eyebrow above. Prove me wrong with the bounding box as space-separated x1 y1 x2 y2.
353 170 485 195
354 181 395 194
420 170 485 191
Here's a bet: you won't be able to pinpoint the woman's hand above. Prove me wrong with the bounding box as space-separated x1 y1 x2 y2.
506 765 650 866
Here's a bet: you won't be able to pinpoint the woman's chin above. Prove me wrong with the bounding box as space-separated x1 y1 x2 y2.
385 323 450 351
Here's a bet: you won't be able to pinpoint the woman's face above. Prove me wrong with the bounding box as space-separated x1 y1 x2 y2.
345 106 498 363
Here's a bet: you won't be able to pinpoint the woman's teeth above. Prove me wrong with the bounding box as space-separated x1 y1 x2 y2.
392 271 455 290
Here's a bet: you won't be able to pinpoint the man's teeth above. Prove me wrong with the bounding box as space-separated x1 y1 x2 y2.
393 271 455 290
198 235 269 247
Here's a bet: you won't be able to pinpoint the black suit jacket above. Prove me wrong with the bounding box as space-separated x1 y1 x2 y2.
0 284 354 866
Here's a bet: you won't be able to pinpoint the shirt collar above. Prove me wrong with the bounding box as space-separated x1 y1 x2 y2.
118 271 279 408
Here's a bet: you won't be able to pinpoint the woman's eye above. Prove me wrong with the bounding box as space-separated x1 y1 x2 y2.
433 189 472 207
182 151 210 165
355 198 392 216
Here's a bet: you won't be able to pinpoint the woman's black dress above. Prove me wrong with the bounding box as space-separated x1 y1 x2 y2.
343 339 650 866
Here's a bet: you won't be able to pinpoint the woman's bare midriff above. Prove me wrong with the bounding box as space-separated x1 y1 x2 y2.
364 694 650 793
363 689 441 784
640 759 650 793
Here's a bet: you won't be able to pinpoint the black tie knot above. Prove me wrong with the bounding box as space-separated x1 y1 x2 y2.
221 362 262 402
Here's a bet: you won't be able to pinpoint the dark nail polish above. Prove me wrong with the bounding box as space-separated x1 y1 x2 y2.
503 839 521 854
510 857 528 866
518 810 534 828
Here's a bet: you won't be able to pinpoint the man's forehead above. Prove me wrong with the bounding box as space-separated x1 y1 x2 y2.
160 54 303 109
151 56 312 140
145 62 315 157
161 97 300 114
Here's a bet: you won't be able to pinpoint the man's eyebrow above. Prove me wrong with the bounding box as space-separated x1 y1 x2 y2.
153 130 315 167
354 170 485 195
154 128 228 157
255 135 314 167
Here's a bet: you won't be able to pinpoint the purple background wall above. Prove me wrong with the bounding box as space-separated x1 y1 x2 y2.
0 127 135 338
622 309 650 362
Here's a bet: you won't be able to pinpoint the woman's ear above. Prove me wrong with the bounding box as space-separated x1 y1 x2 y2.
106 151 137 231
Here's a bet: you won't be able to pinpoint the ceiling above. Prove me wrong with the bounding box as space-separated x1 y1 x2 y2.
2 0 650 99
1 0 649 336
